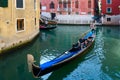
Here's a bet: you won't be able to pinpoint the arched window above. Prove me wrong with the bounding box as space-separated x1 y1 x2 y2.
50 1 55 9
75 0 79 8
59 0 62 4
68 0 71 8
59 0 62 8
63 1 67 8
88 0 91 8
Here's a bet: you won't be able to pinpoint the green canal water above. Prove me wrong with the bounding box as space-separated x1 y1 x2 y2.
0 25 120 80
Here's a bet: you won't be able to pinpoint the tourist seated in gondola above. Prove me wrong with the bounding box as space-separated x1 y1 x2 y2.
69 41 81 52
87 37 93 44
79 37 91 49
83 39 88 48
79 38 85 49
83 37 93 48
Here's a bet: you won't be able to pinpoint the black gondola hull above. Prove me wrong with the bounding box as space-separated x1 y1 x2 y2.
40 26 57 30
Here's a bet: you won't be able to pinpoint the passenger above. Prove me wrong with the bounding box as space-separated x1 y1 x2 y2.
79 38 85 49
69 41 81 52
83 39 88 48
87 37 93 43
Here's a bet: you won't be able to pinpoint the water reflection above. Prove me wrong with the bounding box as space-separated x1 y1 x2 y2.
39 30 56 42
97 26 120 80
0 25 120 80
99 26 120 39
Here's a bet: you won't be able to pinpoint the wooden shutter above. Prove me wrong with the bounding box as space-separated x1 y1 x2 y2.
0 0 8 7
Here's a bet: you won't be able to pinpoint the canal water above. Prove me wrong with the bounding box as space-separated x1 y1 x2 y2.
0 25 120 80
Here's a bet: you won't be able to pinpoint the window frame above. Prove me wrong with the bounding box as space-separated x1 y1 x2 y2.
106 0 112 4
107 17 111 22
63 1 67 9
50 1 55 9
106 7 112 13
16 18 25 33
34 0 37 10
75 0 79 8
15 0 25 9
88 0 91 8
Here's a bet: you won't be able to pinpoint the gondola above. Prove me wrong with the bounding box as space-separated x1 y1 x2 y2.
47 20 58 25
27 30 95 78
40 25 57 30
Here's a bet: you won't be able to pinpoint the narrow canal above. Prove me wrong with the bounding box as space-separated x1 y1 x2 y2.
0 25 120 80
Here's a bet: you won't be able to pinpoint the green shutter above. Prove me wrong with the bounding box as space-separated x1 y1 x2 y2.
0 0 8 7
0 0 2 7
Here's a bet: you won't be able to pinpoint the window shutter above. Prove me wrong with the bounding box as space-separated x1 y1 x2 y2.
0 0 8 7
0 0 2 7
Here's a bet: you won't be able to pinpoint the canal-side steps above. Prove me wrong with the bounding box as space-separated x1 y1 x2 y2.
0 30 39 54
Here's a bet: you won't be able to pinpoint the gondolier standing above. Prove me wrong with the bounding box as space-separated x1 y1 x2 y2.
90 21 95 32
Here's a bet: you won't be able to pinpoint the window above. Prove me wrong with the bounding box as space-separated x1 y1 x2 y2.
75 0 79 8
106 7 112 13
68 12 71 15
0 0 8 7
68 0 71 8
107 18 111 22
59 0 62 8
106 0 112 4
88 0 91 8
63 1 67 8
59 12 62 14
76 12 79 14
16 0 24 8
59 0 62 4
35 18 36 25
42 6 46 10
40 3 41 9
50 1 55 9
17 19 24 31
34 0 36 10
88 12 91 14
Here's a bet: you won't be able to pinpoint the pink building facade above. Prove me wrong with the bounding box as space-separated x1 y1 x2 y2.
40 0 95 15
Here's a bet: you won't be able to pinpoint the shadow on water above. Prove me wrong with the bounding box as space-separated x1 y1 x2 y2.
97 26 120 80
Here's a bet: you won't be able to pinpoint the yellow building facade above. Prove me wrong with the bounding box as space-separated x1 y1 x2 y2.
0 0 40 54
